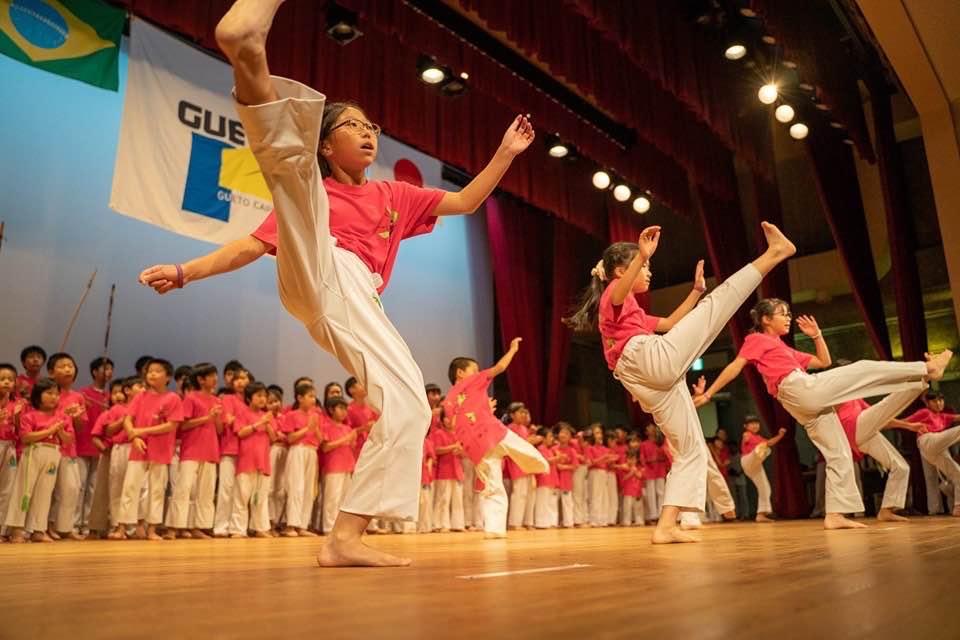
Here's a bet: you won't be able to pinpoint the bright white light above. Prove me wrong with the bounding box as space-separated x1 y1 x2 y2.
724 44 747 60
633 196 651 214
758 83 778 104
421 67 445 84
613 184 631 202
692 358 704 372
459 72 469 80
592 171 611 190
789 123 809 139
775 104 795 123
548 144 569 158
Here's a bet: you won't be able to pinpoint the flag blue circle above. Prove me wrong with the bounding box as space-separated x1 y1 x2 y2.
9 0 68 50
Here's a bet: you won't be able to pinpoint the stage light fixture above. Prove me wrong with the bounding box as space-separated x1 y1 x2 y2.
633 196 651 214
613 184 632 202
774 104 795 123
592 170 611 190
789 123 809 140
758 83 778 104
326 3 363 45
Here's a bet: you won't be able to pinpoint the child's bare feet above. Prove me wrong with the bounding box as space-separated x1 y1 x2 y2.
952 505 960 518
282 528 299 538
8 530 27 543
107 527 126 540
253 531 270 538
877 508 909 522
190 529 211 539
133 524 147 540
317 536 412 568
65 531 86 541
229 533 246 539
651 526 700 544
755 513 775 523
298 529 318 537
162 530 176 540
824 513 868 529
46 528 61 541
925 350 953 381
32 532 54 543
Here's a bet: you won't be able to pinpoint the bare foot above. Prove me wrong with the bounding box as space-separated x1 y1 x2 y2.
254 531 271 538
317 536 412 567
66 531 86 541
32 532 54 543
651 527 701 544
952 506 960 518
46 529 61 541
162 531 176 540
824 513 868 529
190 529 211 539
215 0 285 61
679 518 702 531
282 528 299 538
134 524 147 540
147 532 164 541
483 532 507 539
229 533 246 539
877 508 909 522
298 529 318 538
107 528 126 541
8 531 27 544
761 221 797 259
925 350 953 381
755 513 775 523
721 511 736 521
179 530 193 539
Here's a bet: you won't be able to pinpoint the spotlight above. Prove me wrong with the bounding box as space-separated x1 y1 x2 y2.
613 184 632 202
326 3 363 45
592 170 611 190
724 43 747 60
633 196 651 214
417 55 447 84
545 133 571 158
774 104 795 123
758 83 778 104
789 123 809 139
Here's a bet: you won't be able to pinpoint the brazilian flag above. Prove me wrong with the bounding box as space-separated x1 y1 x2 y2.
0 0 124 91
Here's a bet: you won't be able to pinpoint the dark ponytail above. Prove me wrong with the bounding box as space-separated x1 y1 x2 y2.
319 101 367 178
750 298 789 333
563 241 639 332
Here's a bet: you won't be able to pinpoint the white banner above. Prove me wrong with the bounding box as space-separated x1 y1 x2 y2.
110 18 442 246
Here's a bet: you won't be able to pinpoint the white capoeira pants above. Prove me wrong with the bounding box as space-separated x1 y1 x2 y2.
230 471 270 534
643 478 665 520
462 458 477 528
918 427 960 510
620 495 643 525
741 451 773 515
4 444 60 532
284 445 318 529
605 472 619 525
75 456 98 530
169 460 217 529
268 444 287 523
588 469 609 526
852 388 923 510
119 461 167 525
508 475 535 528
559 489 574 527
616 264 763 512
475 430 549 535
433 479 464 531
572 465 588 525
52 456 83 532
534 486 559 528
236 76 431 523
706 452 736 515
417 484 434 533
108 443 139 527
322 472 352 533
777 360 927 514
213 455 237 535
0 441 19 532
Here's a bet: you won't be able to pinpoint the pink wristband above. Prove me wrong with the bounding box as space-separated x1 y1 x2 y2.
174 264 184 289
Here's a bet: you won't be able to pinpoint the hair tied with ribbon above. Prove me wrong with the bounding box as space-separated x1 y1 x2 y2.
590 260 607 282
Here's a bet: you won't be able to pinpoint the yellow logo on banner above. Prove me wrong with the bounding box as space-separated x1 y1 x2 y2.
0 0 115 63
219 147 272 203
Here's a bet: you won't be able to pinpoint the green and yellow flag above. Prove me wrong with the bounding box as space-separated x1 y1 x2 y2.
0 0 124 90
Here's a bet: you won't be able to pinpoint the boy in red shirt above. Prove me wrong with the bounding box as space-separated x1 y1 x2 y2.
906 391 960 516
443 338 548 538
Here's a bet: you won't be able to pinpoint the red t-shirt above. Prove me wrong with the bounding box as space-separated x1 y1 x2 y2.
738 333 814 397
598 280 661 371
906 408 958 435
126 391 184 464
621 466 644 498
0 398 19 442
430 428 464 481
219 394 246 456
741 431 768 457
78 385 109 457
57 390 88 457
347 401 379 459
505 422 532 480
535 444 560 488
281 409 322 448
586 444 611 471
421 438 436 486
15 373 38 399
321 419 357 474
710 443 730 478
233 407 272 475
250 178 445 293
19 409 71 447
639 440 668 479
90 404 127 448
555 444 578 491
835 399 870 461
443 368 508 466
179 391 222 463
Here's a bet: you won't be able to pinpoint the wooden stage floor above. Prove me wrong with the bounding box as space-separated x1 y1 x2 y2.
3 518 959 640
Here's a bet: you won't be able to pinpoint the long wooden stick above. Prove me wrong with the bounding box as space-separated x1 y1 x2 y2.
60 269 98 352
0 221 5 256
103 284 116 358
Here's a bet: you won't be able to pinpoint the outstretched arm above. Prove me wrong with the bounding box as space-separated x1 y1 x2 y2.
490 337 523 378
139 235 270 295
696 357 749 407
433 116 535 216
656 260 706 332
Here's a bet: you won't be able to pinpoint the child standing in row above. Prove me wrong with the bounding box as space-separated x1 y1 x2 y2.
230 383 276 538
0 364 24 532
48 353 88 540
214 368 249 537
86 379 128 536
555 425 578 528
534 429 561 529
281 383 321 537
16 346 46 399
322 396 357 534
77 357 113 533
266 385 287 528
431 410 465 533
739 416 786 522
586 425 616 527
620 450 645 526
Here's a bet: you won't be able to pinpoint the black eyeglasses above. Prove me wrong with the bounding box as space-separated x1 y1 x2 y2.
329 118 381 137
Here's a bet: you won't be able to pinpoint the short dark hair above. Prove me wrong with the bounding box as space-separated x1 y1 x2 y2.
425 383 442 394
174 365 193 381
89 357 114 375
267 384 284 399
293 382 316 410
925 391 944 400
323 382 342 401
447 357 478 385
0 363 17 378
743 414 761 425
46 352 78 381
135 355 154 373
325 395 349 415
190 363 218 388
109 379 125 392
122 376 144 390
146 358 174 379
244 382 268 404
20 345 47 364
30 377 59 410
224 360 245 375
344 376 360 397
507 402 526 416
